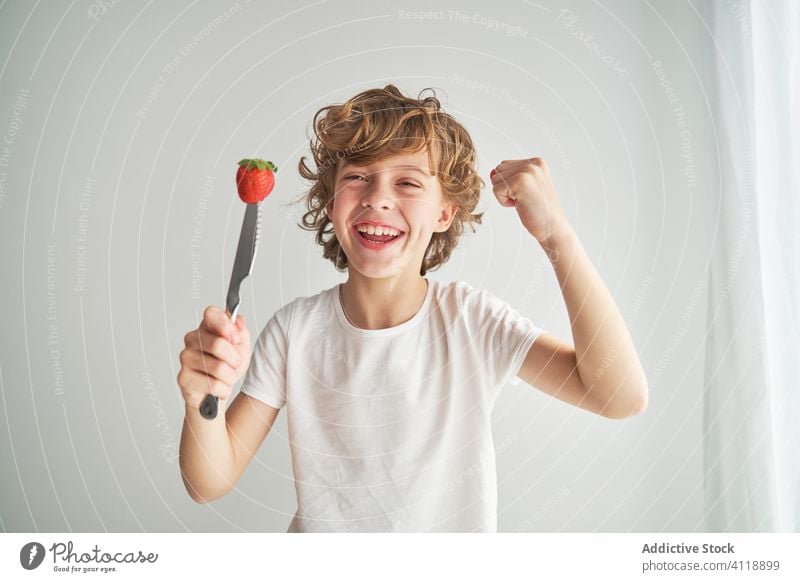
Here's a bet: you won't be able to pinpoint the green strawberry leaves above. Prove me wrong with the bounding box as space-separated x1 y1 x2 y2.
238 158 278 172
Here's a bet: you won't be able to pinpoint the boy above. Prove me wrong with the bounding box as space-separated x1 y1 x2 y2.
177 85 648 532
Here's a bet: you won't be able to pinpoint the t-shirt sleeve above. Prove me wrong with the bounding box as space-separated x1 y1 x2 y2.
238 303 292 409
458 282 546 388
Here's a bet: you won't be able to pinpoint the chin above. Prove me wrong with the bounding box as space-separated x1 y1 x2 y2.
345 250 413 280
348 261 404 280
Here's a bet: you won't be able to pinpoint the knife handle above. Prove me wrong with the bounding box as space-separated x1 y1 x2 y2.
199 306 240 420
199 394 218 419
198 351 222 417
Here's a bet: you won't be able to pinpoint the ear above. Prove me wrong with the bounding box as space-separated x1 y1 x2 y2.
325 198 334 217
434 201 458 233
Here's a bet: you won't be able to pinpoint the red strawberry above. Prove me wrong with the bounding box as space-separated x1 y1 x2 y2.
236 158 277 204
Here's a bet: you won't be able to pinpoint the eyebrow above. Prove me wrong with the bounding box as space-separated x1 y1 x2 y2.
341 163 433 177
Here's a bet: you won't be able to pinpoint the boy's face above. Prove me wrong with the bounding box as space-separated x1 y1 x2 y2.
327 149 457 279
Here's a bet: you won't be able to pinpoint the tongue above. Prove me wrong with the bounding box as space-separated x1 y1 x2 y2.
362 232 396 243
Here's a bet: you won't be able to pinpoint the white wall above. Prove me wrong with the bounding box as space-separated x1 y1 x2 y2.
0 0 714 532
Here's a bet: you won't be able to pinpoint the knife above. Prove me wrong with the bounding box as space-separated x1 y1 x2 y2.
199 202 262 420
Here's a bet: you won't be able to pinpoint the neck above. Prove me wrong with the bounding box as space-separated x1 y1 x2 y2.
340 271 429 330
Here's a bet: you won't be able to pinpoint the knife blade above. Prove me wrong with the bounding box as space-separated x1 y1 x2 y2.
199 202 262 420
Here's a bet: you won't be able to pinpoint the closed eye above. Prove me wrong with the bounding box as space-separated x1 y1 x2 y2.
344 175 420 188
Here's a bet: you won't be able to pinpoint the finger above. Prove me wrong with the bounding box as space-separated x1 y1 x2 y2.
186 350 240 386
495 191 516 207
230 315 248 345
200 333 242 368
201 305 237 342
233 315 250 342
490 164 515 186
492 178 516 207
187 330 242 368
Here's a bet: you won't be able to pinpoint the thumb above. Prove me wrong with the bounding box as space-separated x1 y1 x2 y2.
235 314 246 330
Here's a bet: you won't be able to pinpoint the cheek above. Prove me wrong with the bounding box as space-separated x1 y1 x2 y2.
406 203 439 233
329 194 353 220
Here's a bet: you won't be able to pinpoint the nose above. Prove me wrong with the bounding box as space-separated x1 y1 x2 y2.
360 176 396 210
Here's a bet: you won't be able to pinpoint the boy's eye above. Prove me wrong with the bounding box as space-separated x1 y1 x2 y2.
344 175 420 188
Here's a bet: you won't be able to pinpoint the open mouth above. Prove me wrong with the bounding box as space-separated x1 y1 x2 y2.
352 223 405 250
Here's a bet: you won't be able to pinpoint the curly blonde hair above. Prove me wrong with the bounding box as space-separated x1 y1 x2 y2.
295 84 484 276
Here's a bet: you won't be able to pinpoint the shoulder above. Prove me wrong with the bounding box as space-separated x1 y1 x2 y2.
437 279 507 313
430 278 477 304
429 279 516 326
262 285 336 334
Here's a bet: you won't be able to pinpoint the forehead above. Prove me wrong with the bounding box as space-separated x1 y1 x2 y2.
339 150 434 175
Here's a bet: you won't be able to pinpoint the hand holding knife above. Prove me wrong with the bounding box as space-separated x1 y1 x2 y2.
199 159 277 420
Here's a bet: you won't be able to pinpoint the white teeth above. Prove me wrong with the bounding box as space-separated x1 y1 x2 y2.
356 223 400 237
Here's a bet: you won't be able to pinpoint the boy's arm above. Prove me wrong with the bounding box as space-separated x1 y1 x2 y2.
517 224 648 418
226 393 280 484
491 157 648 419
179 392 279 502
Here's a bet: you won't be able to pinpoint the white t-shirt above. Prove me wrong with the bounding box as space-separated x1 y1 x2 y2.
239 277 545 532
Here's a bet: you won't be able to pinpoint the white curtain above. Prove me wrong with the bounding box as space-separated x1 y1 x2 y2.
701 0 800 532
